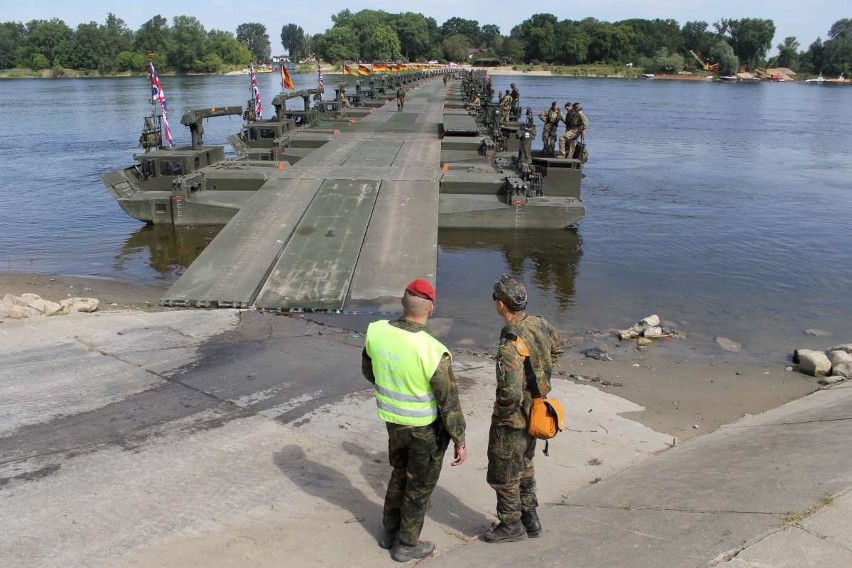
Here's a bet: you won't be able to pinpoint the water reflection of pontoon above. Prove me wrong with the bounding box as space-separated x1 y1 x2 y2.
438 228 582 308
116 224 223 277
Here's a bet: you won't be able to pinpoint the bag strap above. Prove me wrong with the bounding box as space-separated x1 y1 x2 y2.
503 332 542 398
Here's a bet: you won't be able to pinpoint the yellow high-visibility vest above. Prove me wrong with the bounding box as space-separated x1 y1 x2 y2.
365 320 450 426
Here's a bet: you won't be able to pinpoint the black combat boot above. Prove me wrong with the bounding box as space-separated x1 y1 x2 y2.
482 520 527 543
379 528 398 549
391 540 435 562
521 509 542 538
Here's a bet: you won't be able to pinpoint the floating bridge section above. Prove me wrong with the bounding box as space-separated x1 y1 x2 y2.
161 80 451 311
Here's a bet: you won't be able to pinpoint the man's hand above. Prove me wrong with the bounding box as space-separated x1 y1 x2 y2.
452 444 467 466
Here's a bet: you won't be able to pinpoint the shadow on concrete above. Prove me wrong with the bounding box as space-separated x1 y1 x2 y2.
341 441 492 537
274 445 383 544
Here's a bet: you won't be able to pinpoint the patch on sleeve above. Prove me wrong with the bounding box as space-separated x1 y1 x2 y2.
514 337 530 357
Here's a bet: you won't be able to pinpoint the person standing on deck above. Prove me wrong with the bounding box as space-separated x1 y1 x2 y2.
559 102 588 159
538 102 563 156
396 86 406 111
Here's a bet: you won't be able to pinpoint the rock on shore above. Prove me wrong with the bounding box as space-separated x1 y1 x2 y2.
0 292 99 319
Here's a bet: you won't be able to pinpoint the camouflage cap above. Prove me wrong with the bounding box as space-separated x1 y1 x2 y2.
493 274 527 311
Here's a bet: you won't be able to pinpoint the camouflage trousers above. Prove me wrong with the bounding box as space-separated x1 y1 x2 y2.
541 123 558 153
383 421 450 546
486 425 538 523
560 127 583 159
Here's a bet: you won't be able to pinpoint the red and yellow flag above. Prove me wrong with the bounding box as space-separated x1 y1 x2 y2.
280 65 295 90
358 64 372 76
343 64 358 77
373 63 388 73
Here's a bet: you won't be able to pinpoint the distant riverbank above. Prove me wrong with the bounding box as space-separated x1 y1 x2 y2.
0 63 704 80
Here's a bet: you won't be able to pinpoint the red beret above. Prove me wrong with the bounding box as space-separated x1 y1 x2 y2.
405 279 436 302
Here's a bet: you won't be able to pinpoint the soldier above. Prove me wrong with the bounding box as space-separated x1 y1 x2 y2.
517 107 536 166
509 83 520 120
499 89 513 125
538 102 563 156
396 86 406 111
559 102 588 159
484 274 563 543
362 279 468 562
337 88 351 116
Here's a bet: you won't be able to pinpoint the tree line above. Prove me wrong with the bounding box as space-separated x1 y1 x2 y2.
1 11 850 77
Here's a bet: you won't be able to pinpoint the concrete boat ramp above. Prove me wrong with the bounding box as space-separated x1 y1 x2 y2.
162 81 452 311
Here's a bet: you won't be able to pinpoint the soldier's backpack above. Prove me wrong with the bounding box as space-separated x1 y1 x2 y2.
573 139 589 164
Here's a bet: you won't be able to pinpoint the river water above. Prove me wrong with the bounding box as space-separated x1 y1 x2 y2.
1 73 850 359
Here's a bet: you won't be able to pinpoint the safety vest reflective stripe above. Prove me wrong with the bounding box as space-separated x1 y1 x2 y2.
376 398 437 419
375 384 436 404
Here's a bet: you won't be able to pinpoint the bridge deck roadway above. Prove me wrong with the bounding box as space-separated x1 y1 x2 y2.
161 79 447 311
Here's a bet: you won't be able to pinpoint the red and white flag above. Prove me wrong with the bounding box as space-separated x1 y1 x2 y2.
149 60 172 146
250 63 262 119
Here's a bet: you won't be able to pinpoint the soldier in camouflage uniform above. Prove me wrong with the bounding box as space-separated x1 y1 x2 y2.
499 89 513 125
483 274 564 543
509 83 521 120
362 279 467 562
538 102 563 156
559 102 588 159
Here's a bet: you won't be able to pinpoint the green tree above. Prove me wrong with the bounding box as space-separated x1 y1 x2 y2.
64 22 101 69
196 52 223 73
621 18 682 58
330 9 391 57
714 18 775 70
774 36 800 69
511 14 559 63
98 13 133 73
133 15 171 56
682 20 717 56
799 37 824 74
236 23 271 63
823 19 852 76
709 40 739 75
642 47 684 73
0 22 26 68
365 25 401 60
481 24 501 51
554 22 590 65
169 15 207 72
116 50 147 72
585 21 635 63
208 30 252 65
25 18 73 66
314 26 359 63
440 17 481 46
280 23 306 60
441 34 470 62
393 12 435 61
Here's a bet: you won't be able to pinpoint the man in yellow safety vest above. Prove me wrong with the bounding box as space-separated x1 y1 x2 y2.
362 279 467 562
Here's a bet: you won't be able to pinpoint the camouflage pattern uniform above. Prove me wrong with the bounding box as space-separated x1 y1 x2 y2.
538 104 564 155
488 278 563 525
509 83 521 120
499 90 513 124
362 318 466 547
560 103 589 159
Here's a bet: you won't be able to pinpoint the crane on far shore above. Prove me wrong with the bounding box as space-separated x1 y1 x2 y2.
689 50 720 72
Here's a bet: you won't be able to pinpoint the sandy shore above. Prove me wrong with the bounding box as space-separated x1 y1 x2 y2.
0 270 820 443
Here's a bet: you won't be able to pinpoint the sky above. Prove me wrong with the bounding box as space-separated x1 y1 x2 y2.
2 0 845 56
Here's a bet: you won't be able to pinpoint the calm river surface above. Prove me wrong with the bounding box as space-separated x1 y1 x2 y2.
1 73 850 358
